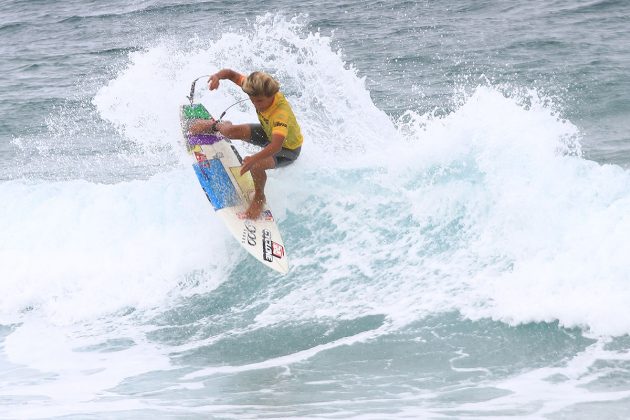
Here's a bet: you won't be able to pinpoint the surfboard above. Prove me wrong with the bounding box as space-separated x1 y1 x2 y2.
180 103 289 274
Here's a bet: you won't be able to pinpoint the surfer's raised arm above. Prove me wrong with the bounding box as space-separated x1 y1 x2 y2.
208 69 246 90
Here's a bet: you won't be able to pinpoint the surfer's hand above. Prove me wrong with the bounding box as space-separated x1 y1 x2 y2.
240 156 256 175
189 119 212 135
208 74 220 90
215 120 232 135
208 118 219 132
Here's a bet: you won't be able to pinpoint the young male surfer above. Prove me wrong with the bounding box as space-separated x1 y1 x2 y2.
189 69 303 219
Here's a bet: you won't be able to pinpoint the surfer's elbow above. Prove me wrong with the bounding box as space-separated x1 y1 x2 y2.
270 134 285 152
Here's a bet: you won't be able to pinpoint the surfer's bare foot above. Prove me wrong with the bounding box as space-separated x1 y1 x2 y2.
245 194 266 219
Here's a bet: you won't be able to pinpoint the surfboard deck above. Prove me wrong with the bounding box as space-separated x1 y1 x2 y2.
180 103 289 274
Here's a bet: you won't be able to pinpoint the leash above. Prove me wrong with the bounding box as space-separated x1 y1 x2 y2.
187 76 249 131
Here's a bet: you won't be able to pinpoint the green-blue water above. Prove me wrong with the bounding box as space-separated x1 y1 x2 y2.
2 1 630 418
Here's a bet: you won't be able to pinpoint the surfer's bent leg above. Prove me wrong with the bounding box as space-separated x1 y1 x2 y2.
245 156 276 219
244 124 300 167
246 124 268 147
220 123 299 219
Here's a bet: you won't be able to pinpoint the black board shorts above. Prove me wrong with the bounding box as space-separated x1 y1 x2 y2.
248 124 301 168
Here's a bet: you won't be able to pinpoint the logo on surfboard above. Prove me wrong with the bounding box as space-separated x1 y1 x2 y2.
262 229 273 262
194 151 208 163
272 242 284 258
261 229 284 262
242 222 257 246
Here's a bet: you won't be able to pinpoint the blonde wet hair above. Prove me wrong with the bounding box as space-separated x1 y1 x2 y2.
242 71 280 97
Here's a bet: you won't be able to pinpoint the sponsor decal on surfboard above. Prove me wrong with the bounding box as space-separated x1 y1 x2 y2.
260 229 285 261
262 229 273 262
242 221 257 246
272 242 284 258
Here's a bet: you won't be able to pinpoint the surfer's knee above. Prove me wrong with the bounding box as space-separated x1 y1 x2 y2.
251 157 276 172
249 163 267 176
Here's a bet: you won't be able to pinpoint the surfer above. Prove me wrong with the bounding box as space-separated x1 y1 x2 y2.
189 69 303 219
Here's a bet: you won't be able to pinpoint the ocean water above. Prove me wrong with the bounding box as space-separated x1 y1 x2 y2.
2 0 630 418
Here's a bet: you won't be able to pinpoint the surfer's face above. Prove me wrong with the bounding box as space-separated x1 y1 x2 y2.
249 95 274 112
